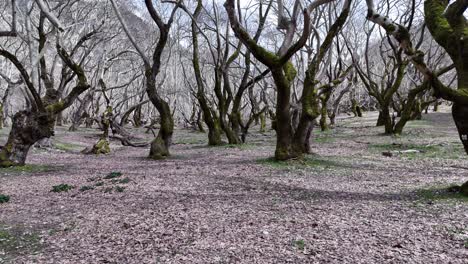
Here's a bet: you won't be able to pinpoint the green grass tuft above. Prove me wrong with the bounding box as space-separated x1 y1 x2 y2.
79 186 94 192
115 186 125 192
54 142 82 152
104 171 123 179
51 184 74 193
293 239 305 250
0 194 10 203
0 164 56 175
118 177 131 184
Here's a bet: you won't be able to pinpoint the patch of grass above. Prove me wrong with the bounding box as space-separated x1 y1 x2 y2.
0 224 41 261
51 184 74 193
293 239 305 250
257 155 352 170
0 194 10 203
103 187 113 193
104 171 122 179
405 119 431 128
312 130 337 143
223 143 256 150
115 186 125 192
314 135 336 143
369 142 465 159
79 186 94 192
416 185 468 203
0 164 56 175
118 177 131 184
54 142 81 152
94 181 104 187
175 138 204 145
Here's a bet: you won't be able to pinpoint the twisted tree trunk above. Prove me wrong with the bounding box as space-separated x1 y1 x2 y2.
0 110 55 167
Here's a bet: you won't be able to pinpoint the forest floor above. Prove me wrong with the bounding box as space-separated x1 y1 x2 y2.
0 110 467 263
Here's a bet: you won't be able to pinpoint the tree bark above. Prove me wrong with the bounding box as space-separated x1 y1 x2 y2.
0 111 55 167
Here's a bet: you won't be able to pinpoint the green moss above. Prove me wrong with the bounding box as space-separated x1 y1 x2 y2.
283 62 297 82
45 101 65 114
93 138 111 154
246 39 280 65
149 136 170 160
424 0 456 52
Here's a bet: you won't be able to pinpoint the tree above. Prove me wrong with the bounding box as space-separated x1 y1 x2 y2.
225 0 340 160
365 0 468 192
110 0 179 159
0 1 98 166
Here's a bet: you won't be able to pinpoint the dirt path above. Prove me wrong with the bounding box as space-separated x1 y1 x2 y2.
0 111 467 263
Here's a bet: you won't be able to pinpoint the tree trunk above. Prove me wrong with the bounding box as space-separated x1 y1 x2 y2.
452 103 468 154
133 105 143 128
0 111 55 167
259 113 266 133
148 100 173 160
351 98 362 117
319 101 329 131
272 66 297 160
0 104 3 129
55 111 63 126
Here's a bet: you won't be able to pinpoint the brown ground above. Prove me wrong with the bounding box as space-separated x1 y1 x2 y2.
0 110 467 263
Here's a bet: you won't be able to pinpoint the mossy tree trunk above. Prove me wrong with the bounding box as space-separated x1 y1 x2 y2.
273 64 298 160
146 70 174 160
423 0 468 154
191 0 222 146
0 27 92 167
0 111 55 167
85 106 112 155
110 0 179 159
